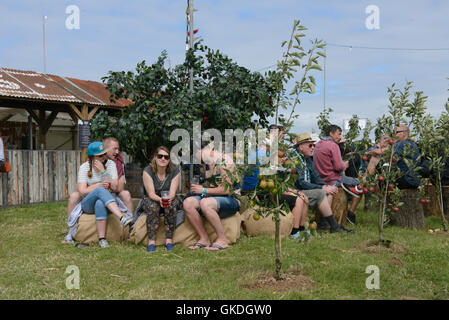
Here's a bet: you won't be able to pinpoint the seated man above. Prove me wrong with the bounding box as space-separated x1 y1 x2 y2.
240 126 310 239
66 137 133 219
313 125 363 198
393 124 421 189
293 132 353 233
337 139 364 225
183 142 240 251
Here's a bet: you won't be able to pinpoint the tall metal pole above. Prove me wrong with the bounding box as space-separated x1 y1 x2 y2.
188 0 194 91
42 16 47 74
186 0 195 181
323 44 326 110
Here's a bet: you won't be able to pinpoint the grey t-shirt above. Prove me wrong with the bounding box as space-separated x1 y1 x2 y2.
143 165 180 196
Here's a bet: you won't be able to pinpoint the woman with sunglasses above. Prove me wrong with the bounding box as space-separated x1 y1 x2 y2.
76 142 132 248
141 146 181 252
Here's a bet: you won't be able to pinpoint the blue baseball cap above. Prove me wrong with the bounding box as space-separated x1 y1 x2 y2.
87 141 108 156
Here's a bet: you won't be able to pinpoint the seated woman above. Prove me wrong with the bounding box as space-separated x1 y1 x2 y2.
183 142 241 251
77 141 132 248
141 146 181 252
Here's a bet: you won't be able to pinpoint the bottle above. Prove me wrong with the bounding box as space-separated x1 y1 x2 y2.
103 173 112 191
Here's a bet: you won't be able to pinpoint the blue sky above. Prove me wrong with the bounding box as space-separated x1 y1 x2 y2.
1 0 448 134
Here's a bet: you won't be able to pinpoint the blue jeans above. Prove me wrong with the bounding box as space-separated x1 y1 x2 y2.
333 175 359 187
81 187 116 220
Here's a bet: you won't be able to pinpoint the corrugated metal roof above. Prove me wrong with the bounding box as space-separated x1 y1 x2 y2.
0 67 131 108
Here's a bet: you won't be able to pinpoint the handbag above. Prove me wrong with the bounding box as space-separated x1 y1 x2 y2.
0 142 11 173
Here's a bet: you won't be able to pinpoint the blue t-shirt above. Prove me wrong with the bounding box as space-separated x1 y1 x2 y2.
241 149 269 191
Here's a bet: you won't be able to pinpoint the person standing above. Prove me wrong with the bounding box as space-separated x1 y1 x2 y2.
0 137 5 169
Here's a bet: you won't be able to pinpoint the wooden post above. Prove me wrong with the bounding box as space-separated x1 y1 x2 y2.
26 108 58 150
69 104 99 163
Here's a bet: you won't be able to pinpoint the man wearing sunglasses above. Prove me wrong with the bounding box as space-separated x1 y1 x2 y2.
392 124 421 189
293 132 353 234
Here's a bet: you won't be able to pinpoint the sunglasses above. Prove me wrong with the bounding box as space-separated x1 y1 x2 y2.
395 130 406 134
308 143 315 148
157 154 170 160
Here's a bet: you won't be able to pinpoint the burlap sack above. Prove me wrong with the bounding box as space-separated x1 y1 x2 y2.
241 206 293 238
74 213 130 243
129 213 242 247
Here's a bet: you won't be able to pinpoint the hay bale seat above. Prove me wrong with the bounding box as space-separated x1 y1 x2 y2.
129 212 242 247
240 206 293 238
74 213 130 244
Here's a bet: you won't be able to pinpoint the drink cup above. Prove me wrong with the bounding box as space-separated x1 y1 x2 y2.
191 176 200 185
103 173 112 191
161 191 170 208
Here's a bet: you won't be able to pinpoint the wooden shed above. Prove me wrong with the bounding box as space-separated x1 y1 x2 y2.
0 67 132 206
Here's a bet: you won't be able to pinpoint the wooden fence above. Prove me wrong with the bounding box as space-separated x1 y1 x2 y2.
0 150 130 207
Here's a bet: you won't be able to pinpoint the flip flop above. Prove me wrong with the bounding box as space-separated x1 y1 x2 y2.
205 243 228 251
188 242 209 250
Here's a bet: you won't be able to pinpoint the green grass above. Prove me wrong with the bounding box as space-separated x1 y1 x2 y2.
0 201 448 300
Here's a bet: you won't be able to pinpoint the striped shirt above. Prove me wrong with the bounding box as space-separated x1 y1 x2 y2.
77 160 118 186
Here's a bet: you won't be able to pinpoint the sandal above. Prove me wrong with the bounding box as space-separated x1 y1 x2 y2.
189 242 209 250
205 243 228 251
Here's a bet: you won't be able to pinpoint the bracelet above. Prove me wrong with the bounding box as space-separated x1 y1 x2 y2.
201 187 207 197
100 170 107 175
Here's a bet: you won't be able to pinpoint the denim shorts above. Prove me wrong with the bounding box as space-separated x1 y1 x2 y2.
189 195 240 218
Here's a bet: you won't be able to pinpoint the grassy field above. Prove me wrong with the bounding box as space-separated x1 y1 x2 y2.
0 201 448 300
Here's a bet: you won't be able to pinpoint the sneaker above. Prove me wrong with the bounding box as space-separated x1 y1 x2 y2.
146 244 156 252
290 230 310 241
165 243 175 251
290 231 301 239
346 210 357 225
63 238 74 244
121 215 132 227
341 184 363 198
99 239 110 248
330 225 355 234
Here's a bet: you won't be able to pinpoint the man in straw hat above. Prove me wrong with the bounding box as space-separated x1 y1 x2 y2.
292 132 354 234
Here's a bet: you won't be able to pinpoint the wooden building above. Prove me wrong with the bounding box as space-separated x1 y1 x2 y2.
0 67 132 206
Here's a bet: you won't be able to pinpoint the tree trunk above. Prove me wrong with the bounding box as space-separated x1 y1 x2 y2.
443 186 449 217
274 216 282 281
422 184 440 217
390 189 427 229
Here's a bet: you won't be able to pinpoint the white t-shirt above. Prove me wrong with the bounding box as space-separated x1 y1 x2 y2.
77 160 118 186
